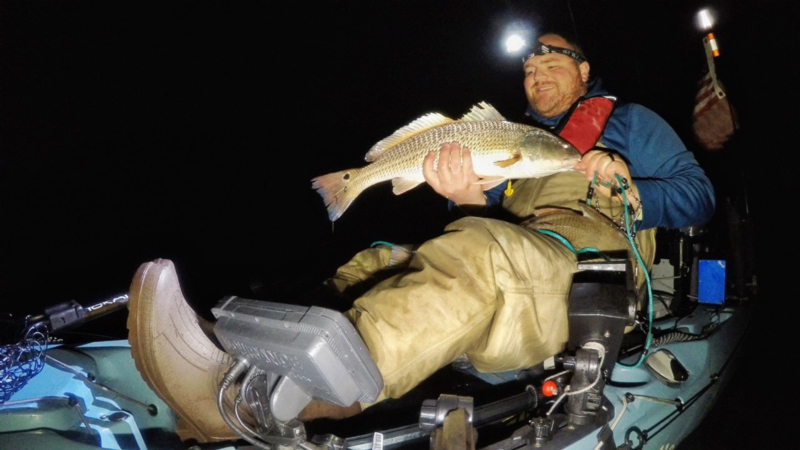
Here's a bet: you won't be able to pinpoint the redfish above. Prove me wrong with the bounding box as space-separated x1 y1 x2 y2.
312 102 580 222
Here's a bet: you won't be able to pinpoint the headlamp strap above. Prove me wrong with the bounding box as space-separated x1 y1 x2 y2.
526 43 587 64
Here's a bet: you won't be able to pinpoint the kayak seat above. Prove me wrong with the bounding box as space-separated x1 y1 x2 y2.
454 256 635 386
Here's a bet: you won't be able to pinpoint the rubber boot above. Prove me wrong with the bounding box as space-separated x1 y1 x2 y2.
127 258 239 443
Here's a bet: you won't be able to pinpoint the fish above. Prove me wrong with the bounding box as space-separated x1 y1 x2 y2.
311 102 581 222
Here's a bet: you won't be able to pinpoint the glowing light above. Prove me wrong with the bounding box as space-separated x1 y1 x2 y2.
501 21 535 58
504 34 527 54
697 9 714 30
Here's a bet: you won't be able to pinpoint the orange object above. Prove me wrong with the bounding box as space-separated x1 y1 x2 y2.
542 380 559 397
707 33 720 57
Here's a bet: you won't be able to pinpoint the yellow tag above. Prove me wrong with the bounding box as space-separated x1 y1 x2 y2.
504 180 514 197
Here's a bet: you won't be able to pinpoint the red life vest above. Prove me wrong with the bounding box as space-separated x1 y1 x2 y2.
555 95 616 154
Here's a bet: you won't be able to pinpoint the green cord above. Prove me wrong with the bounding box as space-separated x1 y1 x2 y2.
370 241 394 248
533 229 606 259
613 173 653 369
585 170 653 368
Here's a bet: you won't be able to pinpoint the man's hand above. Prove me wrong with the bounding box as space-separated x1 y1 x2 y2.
422 142 486 206
574 149 640 204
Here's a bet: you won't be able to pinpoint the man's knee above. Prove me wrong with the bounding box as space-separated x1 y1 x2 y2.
442 217 573 269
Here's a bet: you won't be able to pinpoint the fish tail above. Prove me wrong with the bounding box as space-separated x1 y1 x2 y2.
311 169 361 222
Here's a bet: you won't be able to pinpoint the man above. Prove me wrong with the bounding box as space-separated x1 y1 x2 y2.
127 32 715 443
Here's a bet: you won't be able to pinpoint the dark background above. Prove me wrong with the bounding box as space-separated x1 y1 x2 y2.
1 1 797 448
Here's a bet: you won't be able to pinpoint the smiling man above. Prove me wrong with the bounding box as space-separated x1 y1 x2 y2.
524 34 591 118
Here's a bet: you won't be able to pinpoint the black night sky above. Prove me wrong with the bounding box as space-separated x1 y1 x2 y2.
1 1 798 447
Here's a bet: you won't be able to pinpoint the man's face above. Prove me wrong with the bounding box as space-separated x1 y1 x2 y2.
523 36 590 118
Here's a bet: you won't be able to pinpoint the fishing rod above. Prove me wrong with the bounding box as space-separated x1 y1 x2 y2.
27 294 130 333
0 293 130 404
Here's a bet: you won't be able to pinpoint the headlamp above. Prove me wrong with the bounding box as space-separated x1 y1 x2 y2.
524 43 587 64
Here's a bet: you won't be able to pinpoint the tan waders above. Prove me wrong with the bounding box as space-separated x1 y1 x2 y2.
339 171 655 406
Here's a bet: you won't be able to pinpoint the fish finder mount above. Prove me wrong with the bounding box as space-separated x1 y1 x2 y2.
211 296 383 447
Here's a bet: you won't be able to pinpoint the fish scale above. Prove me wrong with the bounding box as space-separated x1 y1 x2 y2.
312 102 581 222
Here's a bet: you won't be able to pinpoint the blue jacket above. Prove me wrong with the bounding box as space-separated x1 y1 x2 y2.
477 78 716 230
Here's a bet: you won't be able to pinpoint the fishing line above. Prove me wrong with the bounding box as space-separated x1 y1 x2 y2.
566 0 581 44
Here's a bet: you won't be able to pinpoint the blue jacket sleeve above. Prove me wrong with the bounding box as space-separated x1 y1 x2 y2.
602 104 716 230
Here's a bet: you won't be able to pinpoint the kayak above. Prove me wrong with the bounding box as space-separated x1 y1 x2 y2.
0 206 756 450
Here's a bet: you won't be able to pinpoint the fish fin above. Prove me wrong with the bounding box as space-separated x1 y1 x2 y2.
493 153 523 168
392 177 424 195
459 102 506 122
365 112 456 162
311 168 363 222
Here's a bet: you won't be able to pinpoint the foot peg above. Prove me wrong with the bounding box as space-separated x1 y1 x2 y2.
420 394 476 450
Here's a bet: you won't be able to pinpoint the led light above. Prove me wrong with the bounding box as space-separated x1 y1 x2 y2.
698 9 714 30
504 34 527 54
501 21 535 59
